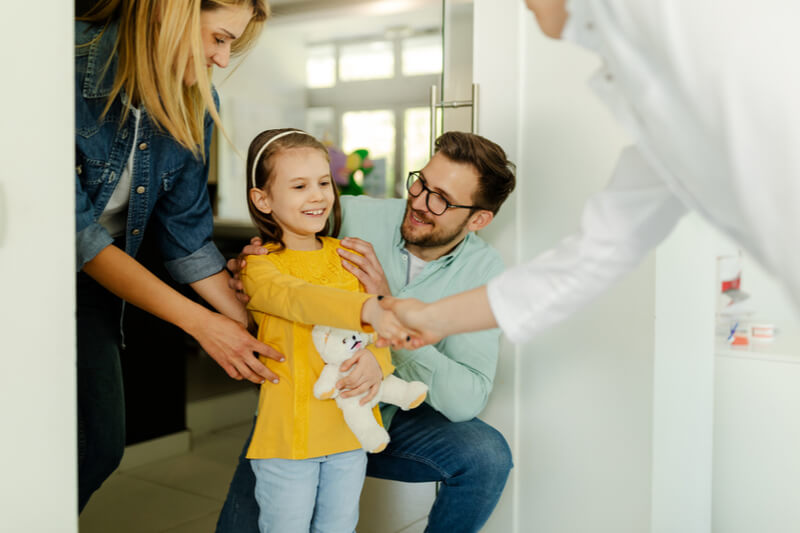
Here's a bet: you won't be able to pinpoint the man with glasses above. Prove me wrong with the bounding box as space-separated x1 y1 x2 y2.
217 131 516 533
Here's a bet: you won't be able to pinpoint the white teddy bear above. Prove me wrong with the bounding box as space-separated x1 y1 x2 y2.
311 325 428 453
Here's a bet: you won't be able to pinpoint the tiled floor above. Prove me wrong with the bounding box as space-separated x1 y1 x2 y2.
78 421 430 533
79 422 251 533
80 354 431 533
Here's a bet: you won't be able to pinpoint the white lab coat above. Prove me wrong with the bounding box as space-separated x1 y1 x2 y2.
488 0 800 343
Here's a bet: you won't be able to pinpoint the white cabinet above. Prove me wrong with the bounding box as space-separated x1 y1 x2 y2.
713 348 800 533
712 257 800 532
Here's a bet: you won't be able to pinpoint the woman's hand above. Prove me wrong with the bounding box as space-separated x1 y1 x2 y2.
360 297 417 349
336 349 383 405
226 236 269 304
378 286 498 347
376 296 444 347
83 245 285 385
189 308 285 384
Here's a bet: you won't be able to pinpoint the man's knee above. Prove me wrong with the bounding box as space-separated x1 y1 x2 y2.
453 422 512 488
475 425 513 483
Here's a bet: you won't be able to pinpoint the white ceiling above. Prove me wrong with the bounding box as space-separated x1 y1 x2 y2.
264 0 444 42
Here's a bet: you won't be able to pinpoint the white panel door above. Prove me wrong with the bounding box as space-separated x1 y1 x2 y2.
0 3 77 531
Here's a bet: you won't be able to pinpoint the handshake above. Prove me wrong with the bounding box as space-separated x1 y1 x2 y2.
226 237 492 349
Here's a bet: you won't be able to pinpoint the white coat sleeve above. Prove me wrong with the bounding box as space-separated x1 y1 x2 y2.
487 146 688 343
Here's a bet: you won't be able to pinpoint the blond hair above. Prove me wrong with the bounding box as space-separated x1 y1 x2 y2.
79 0 269 159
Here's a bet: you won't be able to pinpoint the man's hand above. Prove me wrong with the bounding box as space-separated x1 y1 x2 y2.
338 237 392 296
226 236 269 304
336 349 383 405
191 309 285 384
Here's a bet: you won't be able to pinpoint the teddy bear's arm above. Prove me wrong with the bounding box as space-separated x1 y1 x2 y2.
313 364 341 400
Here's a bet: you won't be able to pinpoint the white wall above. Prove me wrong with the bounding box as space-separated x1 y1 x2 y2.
0 2 77 531
471 3 522 530
213 26 307 221
475 1 656 531
650 215 716 533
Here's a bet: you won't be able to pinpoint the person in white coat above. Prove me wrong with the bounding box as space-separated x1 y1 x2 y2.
383 0 800 345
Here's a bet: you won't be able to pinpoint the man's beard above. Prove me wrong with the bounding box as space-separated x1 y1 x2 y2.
400 202 469 248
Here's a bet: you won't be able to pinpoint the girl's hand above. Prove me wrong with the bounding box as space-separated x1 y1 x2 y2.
336 349 382 405
360 297 416 348
377 287 497 348
375 296 440 347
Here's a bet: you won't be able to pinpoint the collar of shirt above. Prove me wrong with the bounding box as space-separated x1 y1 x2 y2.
392 221 472 266
77 20 119 100
338 195 501 299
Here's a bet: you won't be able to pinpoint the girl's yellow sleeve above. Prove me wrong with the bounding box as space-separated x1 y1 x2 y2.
242 254 373 332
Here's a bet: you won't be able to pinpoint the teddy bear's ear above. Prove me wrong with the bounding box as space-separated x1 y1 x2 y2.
311 325 332 352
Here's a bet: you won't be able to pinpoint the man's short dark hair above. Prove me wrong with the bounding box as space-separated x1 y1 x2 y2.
434 131 516 214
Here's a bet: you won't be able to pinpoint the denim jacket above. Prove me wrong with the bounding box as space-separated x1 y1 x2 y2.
75 20 225 284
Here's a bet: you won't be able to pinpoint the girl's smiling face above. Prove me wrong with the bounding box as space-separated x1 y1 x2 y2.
252 147 334 250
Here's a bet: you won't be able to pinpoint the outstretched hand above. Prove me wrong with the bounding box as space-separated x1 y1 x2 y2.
376 296 443 348
192 309 285 384
360 297 419 349
377 286 498 347
227 236 269 304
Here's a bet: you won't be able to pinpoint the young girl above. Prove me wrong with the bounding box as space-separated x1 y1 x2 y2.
240 128 408 532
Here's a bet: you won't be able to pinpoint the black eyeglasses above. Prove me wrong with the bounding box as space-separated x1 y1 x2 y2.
406 171 487 216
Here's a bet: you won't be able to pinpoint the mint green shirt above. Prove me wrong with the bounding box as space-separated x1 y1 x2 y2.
340 196 503 427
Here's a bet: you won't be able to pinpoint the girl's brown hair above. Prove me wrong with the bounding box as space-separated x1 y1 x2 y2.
247 129 342 250
79 0 269 159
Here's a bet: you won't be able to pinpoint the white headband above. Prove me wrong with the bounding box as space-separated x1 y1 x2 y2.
250 130 315 189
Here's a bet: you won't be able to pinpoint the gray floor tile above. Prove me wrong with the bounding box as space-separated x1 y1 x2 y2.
214 421 255 442
79 473 221 533
160 511 221 533
123 452 237 502
190 431 248 467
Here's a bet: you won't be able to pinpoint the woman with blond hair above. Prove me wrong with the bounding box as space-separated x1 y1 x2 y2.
75 0 277 511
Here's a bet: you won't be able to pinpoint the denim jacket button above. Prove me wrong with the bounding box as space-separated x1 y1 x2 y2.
76 165 82 175
131 228 141 236
108 171 116 183
136 186 146 194
138 142 148 150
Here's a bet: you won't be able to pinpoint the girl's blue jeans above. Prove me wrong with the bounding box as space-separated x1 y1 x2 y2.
251 450 367 533
217 402 512 533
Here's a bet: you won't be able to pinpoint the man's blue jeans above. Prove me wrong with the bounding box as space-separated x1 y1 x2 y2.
216 403 513 533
